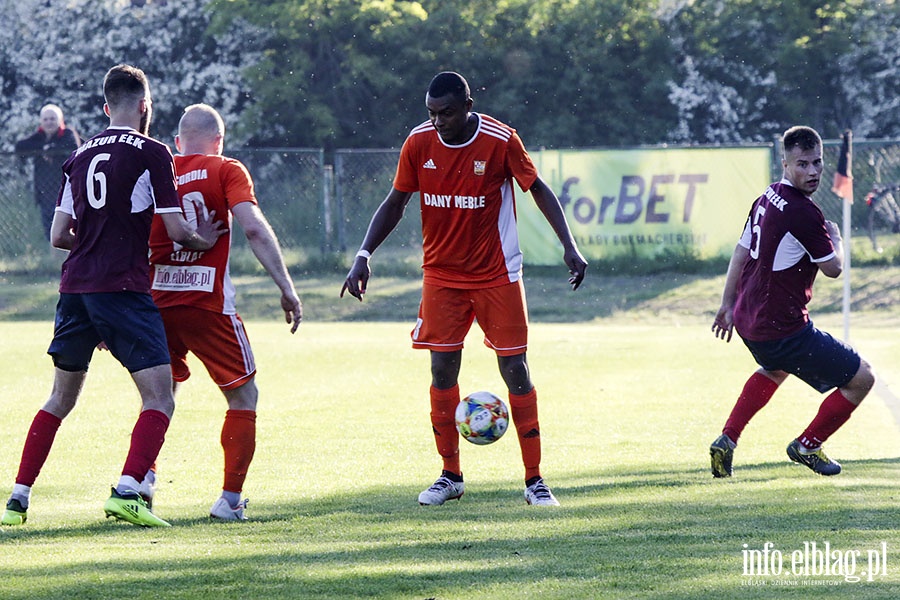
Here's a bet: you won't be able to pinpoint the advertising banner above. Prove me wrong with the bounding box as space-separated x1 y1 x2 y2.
520 147 773 264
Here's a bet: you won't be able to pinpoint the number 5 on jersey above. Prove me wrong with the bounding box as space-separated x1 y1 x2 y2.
750 205 766 259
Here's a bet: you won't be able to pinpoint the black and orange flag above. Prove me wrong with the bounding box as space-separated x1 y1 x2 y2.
832 129 853 202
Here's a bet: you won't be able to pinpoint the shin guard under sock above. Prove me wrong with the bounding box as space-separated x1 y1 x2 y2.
430 385 461 476
122 410 170 482
799 390 858 448
509 389 541 481
221 409 257 493
722 372 779 444
15 410 62 487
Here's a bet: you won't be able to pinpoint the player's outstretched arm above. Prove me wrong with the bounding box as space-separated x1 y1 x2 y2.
340 188 414 301
232 202 302 333
529 177 587 290
712 243 749 342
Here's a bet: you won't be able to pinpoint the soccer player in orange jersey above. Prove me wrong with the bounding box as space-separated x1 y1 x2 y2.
146 104 302 520
341 72 587 506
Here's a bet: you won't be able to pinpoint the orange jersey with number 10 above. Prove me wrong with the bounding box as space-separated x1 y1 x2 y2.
394 113 538 289
149 154 257 314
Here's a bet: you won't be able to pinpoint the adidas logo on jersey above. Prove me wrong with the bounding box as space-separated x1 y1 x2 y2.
423 159 437 170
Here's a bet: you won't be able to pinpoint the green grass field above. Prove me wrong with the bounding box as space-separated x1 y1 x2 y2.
1 314 898 599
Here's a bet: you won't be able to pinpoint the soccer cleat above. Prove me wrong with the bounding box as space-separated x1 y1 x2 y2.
786 440 842 476
709 434 735 478
524 478 560 506
103 487 171 527
210 497 248 521
1 498 27 526
418 475 465 506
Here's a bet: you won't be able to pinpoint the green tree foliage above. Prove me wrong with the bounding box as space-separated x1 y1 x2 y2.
3 0 897 150
209 0 433 148
838 1 900 138
664 0 895 142
212 0 677 148
496 0 677 147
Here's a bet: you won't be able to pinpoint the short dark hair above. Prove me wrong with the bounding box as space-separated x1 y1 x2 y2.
103 64 149 109
427 72 470 103
782 126 822 155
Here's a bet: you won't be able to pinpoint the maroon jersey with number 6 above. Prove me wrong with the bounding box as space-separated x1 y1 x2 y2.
56 126 182 294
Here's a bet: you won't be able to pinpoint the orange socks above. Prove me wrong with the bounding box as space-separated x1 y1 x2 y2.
429 386 544 482
429 385 461 476
509 389 542 481
221 409 256 493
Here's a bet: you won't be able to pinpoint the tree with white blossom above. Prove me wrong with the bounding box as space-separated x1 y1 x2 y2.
0 0 266 150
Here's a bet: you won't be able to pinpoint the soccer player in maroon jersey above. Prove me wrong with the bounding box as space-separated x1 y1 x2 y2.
145 104 302 520
709 126 875 478
341 71 587 506
1 65 224 527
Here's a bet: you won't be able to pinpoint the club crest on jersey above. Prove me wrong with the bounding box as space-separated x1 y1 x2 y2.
474 161 486 176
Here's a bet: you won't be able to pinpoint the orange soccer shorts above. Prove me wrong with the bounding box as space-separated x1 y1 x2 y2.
159 305 256 390
411 280 528 356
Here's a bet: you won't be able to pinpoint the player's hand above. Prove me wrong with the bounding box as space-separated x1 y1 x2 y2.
824 220 842 242
282 292 302 334
194 209 228 249
96 341 109 351
564 247 588 291
712 306 734 342
340 256 371 302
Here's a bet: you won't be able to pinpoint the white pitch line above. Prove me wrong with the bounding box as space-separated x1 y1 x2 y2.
874 376 900 432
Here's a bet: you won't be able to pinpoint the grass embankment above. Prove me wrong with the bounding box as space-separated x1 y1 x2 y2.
5 264 900 326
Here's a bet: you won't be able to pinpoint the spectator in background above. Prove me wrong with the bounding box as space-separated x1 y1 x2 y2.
15 104 81 241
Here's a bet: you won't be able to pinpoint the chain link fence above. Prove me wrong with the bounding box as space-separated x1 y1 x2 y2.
820 139 900 254
2 140 900 276
0 148 327 275
226 148 326 271
0 150 67 272
333 149 423 273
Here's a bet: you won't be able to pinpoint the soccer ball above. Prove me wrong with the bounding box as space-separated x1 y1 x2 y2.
455 391 509 445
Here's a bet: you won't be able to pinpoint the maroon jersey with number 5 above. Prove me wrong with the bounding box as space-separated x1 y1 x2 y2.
733 180 837 342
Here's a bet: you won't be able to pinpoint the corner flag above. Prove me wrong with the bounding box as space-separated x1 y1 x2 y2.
833 129 854 342
832 129 853 202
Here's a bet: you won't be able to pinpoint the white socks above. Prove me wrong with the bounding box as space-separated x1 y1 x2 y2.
11 483 32 507
116 475 142 495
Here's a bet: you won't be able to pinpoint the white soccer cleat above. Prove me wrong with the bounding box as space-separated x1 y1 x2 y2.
209 497 248 521
418 475 465 506
524 478 560 506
